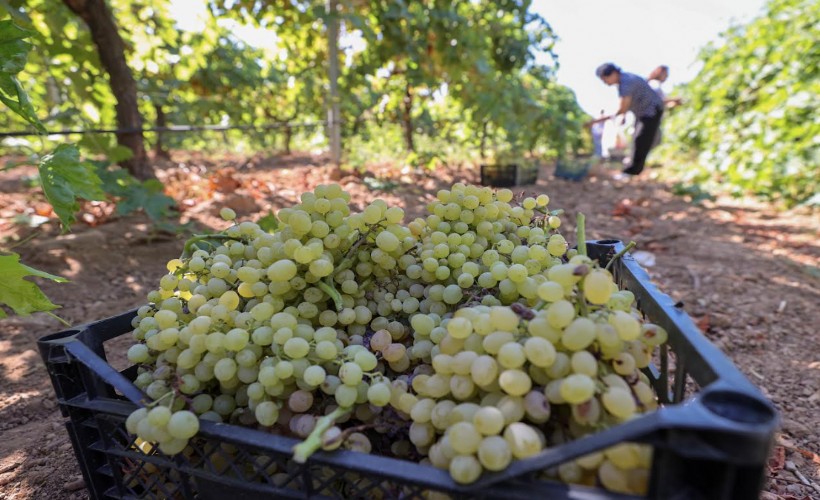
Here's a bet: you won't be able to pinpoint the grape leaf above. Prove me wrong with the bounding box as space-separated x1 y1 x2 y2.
0 72 45 133
115 178 177 221
94 164 177 222
257 210 279 233
0 253 67 318
0 20 45 132
0 19 33 74
39 144 106 230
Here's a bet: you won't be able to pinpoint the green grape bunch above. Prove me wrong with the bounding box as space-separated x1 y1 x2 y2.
124 182 666 496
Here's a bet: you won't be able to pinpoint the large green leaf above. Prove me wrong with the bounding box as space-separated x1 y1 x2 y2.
0 19 45 131
0 253 67 318
0 19 33 74
38 144 106 230
0 73 45 132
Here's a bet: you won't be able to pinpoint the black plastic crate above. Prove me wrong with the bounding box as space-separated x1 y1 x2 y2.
38 240 778 500
479 163 539 187
554 157 592 182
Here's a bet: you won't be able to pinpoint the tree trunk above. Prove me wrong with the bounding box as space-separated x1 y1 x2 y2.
62 0 153 180
402 83 414 152
283 124 293 155
480 121 489 159
154 103 169 159
352 116 363 136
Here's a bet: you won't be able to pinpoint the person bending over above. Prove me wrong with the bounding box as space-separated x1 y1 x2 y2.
592 63 664 176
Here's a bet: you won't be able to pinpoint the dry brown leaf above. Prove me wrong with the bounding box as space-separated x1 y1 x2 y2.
208 167 243 194
768 446 786 474
777 436 820 465
33 202 54 217
612 199 632 217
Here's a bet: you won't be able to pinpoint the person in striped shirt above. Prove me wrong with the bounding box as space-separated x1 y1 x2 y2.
593 63 665 176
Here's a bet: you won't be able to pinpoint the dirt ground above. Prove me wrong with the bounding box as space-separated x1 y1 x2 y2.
0 152 818 499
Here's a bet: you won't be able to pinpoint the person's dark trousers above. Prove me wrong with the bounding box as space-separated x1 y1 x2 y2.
624 108 663 175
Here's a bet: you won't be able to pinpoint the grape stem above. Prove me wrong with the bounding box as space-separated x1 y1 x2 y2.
318 279 344 311
604 241 637 271
331 231 368 277
144 390 175 409
575 212 587 257
181 234 235 258
575 213 589 316
45 311 70 327
292 406 352 463
534 208 565 217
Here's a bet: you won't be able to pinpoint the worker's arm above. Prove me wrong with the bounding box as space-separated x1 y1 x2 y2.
664 97 683 108
613 95 631 121
585 95 633 127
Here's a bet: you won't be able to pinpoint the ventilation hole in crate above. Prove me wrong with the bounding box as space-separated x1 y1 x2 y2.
152 471 187 500
207 441 248 479
237 447 293 485
348 474 418 499
119 454 175 498
307 465 346 498
662 350 702 404
245 452 281 485
345 474 400 499
701 390 776 425
189 437 304 493
106 420 141 453
400 485 427 499
103 334 136 373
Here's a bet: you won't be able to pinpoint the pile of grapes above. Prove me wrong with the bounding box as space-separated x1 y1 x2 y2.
124 182 666 495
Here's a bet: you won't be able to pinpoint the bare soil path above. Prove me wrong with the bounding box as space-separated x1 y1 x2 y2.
1 152 817 499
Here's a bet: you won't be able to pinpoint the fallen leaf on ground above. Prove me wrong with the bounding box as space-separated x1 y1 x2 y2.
768 446 786 474
612 199 632 216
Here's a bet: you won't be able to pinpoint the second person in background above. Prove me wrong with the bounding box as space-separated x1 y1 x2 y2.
595 63 664 176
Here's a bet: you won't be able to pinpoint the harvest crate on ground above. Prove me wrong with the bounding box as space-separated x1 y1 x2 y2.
479 164 539 187
554 157 593 182
38 240 778 500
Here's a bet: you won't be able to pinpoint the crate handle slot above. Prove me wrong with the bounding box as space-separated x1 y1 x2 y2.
699 390 777 427
65 341 147 404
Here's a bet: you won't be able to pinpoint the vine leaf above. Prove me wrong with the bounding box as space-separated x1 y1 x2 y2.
39 144 106 230
257 210 279 233
0 253 67 318
0 19 45 132
116 178 177 221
